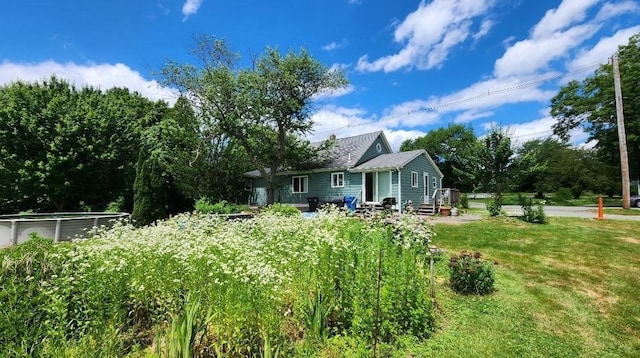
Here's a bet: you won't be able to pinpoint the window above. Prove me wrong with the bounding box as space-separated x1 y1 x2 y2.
331 172 344 188
244 179 252 192
433 177 437 189
292 176 308 193
411 171 418 188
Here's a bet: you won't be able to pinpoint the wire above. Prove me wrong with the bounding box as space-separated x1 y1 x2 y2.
311 61 603 136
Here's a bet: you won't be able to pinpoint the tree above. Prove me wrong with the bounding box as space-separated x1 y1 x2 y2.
159 35 348 204
0 77 161 213
455 127 514 214
551 33 640 184
512 138 568 194
513 138 618 198
400 124 477 191
479 127 514 202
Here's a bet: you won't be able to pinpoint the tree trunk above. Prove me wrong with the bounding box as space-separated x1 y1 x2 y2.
266 186 275 205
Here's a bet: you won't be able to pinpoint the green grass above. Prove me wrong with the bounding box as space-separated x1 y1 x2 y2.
602 208 640 216
407 217 640 357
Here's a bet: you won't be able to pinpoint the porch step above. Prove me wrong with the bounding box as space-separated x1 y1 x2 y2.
417 203 438 216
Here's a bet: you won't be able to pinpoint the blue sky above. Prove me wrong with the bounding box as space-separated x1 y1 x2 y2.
1 0 638 150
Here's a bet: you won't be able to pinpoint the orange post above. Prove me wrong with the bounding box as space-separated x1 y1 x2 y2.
597 196 604 220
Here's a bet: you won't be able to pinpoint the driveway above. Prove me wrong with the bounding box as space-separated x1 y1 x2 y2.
468 202 640 221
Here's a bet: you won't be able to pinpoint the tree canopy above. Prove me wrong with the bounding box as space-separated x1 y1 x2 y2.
0 77 157 213
159 35 348 204
551 33 640 181
400 124 477 192
0 76 243 222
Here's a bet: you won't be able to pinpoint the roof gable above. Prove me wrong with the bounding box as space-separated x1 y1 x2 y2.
313 131 392 169
350 149 444 177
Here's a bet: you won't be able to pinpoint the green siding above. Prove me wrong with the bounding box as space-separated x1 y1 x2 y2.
250 171 362 207
356 136 391 166
399 154 442 206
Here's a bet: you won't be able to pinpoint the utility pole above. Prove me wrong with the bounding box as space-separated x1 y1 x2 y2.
612 53 630 209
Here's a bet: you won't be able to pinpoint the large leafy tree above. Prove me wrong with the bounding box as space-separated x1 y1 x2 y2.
454 127 514 203
159 35 348 204
513 138 617 198
0 76 208 219
0 77 157 213
400 124 477 191
551 33 640 183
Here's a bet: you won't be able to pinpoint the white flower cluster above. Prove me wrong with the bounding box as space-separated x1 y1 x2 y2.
69 211 356 298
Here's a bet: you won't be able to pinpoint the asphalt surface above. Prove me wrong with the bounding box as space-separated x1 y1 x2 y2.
468 202 640 221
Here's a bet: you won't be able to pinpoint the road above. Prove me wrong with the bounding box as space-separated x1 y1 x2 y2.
468 202 640 221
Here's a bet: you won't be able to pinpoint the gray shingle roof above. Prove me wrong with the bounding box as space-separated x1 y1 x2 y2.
350 150 424 171
313 131 383 169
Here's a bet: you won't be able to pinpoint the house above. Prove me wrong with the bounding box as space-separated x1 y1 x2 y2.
245 131 444 213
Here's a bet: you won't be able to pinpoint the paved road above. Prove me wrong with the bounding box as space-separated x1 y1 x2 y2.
468 202 640 221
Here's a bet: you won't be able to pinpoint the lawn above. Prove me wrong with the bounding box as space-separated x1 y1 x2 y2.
2 212 639 357
410 217 640 357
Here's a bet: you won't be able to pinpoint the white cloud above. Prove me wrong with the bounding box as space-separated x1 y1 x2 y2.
454 109 494 123
387 74 557 120
313 84 355 101
507 116 557 146
356 0 495 72
596 0 639 22
531 0 599 38
567 25 640 72
322 39 349 52
473 19 494 41
0 60 177 104
377 0 634 134
182 0 203 20
308 106 425 151
494 23 600 78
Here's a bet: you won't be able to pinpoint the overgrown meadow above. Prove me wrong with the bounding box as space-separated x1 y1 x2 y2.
0 208 435 357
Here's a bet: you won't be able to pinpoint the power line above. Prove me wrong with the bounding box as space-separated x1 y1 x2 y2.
312 61 603 136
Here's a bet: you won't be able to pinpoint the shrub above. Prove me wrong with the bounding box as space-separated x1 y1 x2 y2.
553 188 573 203
459 193 469 209
448 251 495 295
520 195 546 224
485 196 502 217
261 203 301 217
195 198 248 214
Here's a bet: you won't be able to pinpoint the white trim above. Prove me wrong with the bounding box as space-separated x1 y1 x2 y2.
375 172 379 202
292 175 308 194
397 170 402 213
423 172 429 203
331 172 344 188
432 176 437 189
389 171 393 200
411 171 419 188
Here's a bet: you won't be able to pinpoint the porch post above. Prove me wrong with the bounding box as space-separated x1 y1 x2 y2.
398 170 402 213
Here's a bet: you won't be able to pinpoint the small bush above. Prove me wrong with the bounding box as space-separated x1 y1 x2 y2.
448 251 495 295
553 188 573 203
459 193 469 209
195 198 248 214
485 197 502 217
520 195 546 224
262 203 301 217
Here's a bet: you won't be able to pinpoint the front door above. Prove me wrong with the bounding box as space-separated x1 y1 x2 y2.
365 172 375 202
424 172 429 203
